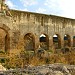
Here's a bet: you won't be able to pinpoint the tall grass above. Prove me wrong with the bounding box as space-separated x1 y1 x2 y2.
1 49 75 69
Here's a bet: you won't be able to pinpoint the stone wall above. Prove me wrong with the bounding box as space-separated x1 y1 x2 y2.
0 9 75 52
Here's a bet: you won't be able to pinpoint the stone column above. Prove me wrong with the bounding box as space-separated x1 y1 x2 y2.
71 36 73 47
10 30 20 50
61 36 64 48
17 34 24 50
34 35 40 52
49 36 53 50
7 30 12 53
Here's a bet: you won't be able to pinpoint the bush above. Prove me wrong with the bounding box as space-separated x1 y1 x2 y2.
0 51 5 54
0 58 6 63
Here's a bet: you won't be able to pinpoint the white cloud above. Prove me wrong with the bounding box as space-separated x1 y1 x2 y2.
23 8 28 11
40 34 46 37
44 0 75 18
44 0 58 8
59 0 75 18
44 0 63 15
36 8 47 13
19 8 28 11
5 0 16 9
20 0 37 7
53 35 57 37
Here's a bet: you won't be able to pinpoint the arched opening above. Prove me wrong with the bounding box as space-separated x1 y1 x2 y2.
24 33 35 51
0 28 9 52
73 36 75 47
39 34 49 50
53 34 61 49
64 34 71 47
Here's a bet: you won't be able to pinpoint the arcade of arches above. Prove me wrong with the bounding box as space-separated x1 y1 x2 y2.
0 28 75 52
0 27 72 52
23 33 75 51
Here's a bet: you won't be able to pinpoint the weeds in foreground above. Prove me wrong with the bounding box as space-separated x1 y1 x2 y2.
1 49 75 69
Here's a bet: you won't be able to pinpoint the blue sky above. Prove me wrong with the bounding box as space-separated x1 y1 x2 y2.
5 0 75 19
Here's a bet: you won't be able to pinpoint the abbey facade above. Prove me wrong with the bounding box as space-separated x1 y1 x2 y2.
0 0 75 53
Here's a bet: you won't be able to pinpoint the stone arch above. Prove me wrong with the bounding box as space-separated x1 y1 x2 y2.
73 36 75 47
39 34 49 50
64 34 71 47
53 34 61 49
0 24 10 31
0 24 10 52
24 33 35 51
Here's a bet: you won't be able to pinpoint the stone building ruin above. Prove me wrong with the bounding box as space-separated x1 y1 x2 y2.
0 0 75 53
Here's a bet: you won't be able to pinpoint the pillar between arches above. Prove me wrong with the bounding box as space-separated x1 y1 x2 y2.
16 35 24 50
35 36 40 51
49 36 53 50
61 36 64 48
71 36 73 47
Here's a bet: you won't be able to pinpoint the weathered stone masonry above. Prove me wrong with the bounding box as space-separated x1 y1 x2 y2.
1 5 75 52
